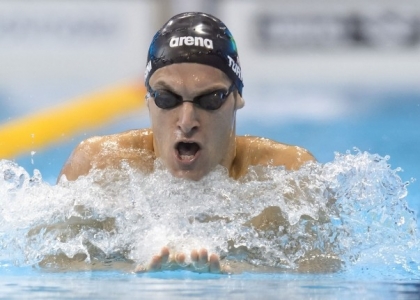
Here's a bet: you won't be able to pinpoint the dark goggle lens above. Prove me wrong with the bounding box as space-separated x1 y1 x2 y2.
195 91 226 110
153 91 182 109
152 90 228 110
149 83 236 110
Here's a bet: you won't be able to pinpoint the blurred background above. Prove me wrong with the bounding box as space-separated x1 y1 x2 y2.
1 0 419 213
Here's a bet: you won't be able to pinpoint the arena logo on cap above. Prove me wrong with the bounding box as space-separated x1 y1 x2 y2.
169 36 213 49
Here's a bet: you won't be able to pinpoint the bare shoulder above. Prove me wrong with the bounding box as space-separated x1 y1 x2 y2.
231 135 315 178
57 129 154 182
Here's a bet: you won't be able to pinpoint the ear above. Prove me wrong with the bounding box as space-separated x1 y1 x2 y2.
234 93 245 110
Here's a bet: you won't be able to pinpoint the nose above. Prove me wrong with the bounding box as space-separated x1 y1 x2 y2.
177 102 199 134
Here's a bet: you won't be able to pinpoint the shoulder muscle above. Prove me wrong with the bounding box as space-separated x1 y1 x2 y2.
57 129 154 182
233 136 315 177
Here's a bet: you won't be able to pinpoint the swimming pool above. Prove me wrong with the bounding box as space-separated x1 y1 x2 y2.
2 84 420 299
1 269 419 299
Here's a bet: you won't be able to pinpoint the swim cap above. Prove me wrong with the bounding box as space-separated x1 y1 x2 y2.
145 12 244 96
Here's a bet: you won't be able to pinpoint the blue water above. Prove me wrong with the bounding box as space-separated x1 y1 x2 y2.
2 85 420 298
1 268 419 299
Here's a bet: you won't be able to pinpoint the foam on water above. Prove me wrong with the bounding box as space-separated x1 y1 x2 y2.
0 150 418 277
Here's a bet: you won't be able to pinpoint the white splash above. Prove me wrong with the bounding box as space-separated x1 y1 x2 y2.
0 150 418 275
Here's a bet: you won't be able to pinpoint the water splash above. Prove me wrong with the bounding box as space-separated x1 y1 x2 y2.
0 150 418 276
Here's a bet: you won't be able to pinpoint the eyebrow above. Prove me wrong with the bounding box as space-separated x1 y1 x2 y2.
151 80 229 96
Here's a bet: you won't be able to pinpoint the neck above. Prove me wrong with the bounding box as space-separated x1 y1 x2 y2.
220 116 237 175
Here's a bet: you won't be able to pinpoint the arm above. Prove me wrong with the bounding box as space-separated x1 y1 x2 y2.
57 129 155 183
57 139 98 183
251 137 316 170
232 137 341 272
232 136 316 179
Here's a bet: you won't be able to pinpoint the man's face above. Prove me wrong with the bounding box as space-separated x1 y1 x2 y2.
147 63 240 180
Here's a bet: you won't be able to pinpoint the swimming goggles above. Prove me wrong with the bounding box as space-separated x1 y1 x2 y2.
147 83 236 110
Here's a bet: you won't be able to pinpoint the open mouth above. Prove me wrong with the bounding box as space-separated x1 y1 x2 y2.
176 142 200 162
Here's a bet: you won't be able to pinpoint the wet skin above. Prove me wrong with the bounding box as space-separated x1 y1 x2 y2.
134 247 224 274
58 63 316 274
146 63 242 181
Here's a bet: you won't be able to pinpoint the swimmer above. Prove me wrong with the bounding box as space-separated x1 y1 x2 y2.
58 12 316 274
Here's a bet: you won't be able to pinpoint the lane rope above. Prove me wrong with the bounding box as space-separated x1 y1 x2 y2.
0 82 146 158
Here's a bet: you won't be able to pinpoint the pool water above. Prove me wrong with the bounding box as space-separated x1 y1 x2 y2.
1 269 419 299
2 85 420 298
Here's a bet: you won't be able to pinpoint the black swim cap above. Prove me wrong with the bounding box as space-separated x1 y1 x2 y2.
145 12 244 96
